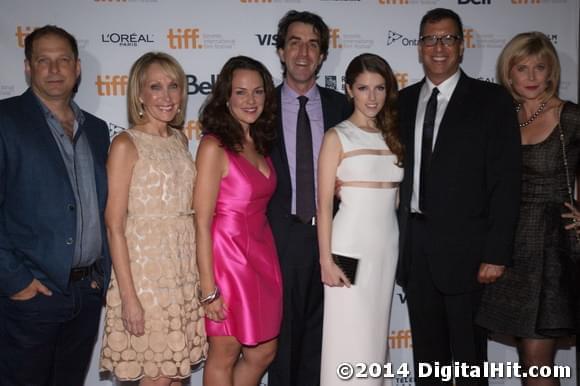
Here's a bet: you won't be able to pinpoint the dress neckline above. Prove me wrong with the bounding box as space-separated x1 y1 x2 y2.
345 120 381 134
130 127 175 139
521 124 559 148
235 152 272 179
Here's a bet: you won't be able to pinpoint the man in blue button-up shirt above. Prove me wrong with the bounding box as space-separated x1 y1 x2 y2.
0 25 111 386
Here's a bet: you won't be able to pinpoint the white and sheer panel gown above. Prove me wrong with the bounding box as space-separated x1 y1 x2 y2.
320 120 403 386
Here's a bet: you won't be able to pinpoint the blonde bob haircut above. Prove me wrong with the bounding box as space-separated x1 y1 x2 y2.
497 31 560 103
127 52 187 128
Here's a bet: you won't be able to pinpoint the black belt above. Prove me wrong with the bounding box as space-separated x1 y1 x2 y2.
409 212 427 221
290 214 316 226
70 262 97 282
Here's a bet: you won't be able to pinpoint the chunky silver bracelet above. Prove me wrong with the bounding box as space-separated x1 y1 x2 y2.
199 286 221 305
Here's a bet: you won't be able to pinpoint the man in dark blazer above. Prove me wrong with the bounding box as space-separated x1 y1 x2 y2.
396 8 521 386
267 10 351 386
0 26 111 386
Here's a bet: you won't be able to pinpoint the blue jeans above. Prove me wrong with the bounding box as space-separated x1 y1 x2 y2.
0 277 103 386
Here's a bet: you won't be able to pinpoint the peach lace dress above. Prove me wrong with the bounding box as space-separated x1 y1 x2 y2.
100 128 207 381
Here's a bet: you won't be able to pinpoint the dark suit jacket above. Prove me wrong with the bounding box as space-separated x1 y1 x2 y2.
267 84 351 262
0 88 111 296
396 72 521 294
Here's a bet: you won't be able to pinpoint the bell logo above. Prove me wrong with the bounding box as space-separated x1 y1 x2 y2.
94 0 127 2
240 0 271 2
463 28 475 48
329 29 342 49
395 72 409 89
95 75 129 96
458 0 491 3
167 28 202 49
184 120 202 141
378 0 409 4
388 329 413 349
511 0 540 3
16 26 36 48
187 74 218 95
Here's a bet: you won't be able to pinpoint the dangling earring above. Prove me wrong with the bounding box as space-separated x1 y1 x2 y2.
138 109 144 118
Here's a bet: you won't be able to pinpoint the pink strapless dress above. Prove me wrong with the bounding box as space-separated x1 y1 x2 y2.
206 149 282 345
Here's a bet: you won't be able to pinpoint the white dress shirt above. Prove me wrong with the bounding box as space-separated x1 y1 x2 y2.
411 70 461 213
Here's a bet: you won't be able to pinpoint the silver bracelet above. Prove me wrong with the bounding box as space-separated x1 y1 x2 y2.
199 286 221 305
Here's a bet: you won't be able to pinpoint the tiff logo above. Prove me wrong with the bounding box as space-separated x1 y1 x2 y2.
167 28 201 49
15 26 36 48
95 75 128 96
378 0 409 4
463 28 475 48
329 28 342 49
388 330 413 349
395 72 409 89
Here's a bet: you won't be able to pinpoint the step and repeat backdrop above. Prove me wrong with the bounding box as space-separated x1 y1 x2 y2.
0 0 578 385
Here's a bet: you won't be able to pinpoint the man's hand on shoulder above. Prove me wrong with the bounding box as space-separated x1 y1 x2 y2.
477 263 505 284
10 278 52 301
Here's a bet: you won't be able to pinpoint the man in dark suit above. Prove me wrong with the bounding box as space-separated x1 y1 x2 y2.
267 10 351 386
0 26 110 386
396 8 521 386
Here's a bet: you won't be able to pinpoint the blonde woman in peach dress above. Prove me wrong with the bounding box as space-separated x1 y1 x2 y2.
100 52 207 385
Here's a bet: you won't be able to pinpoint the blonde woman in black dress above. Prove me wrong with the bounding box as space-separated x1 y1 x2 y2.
477 32 579 386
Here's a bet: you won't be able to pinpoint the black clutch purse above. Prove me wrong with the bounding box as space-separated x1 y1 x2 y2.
332 254 359 285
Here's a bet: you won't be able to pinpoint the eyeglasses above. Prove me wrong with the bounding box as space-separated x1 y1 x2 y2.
419 34 462 47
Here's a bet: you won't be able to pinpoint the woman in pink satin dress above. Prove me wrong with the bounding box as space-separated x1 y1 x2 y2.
193 56 281 386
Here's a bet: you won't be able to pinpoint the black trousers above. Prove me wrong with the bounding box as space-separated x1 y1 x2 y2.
268 220 323 386
0 277 103 386
405 215 488 386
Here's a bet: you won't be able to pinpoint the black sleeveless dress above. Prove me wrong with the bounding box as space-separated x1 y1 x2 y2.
476 102 580 338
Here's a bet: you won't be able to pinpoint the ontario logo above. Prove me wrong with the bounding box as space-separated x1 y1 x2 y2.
101 32 154 47
387 31 403 46
386 30 419 47
108 122 126 137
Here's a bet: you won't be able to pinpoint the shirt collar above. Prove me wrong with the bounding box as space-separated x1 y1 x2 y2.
281 81 321 104
33 93 85 126
424 69 461 101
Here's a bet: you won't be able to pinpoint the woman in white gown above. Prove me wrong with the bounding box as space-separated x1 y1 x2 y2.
317 53 404 386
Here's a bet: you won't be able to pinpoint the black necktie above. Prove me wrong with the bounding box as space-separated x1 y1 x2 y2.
295 96 315 223
419 87 439 213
